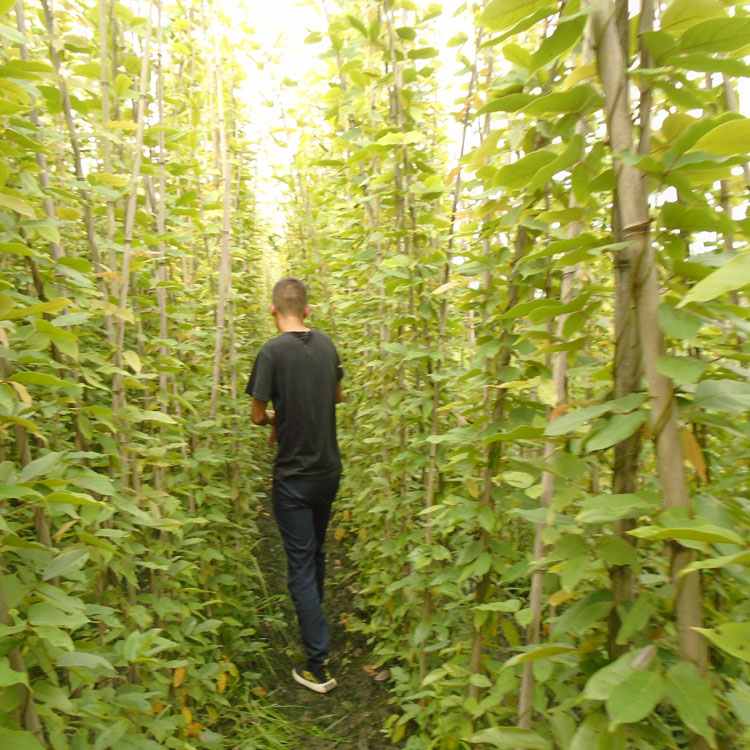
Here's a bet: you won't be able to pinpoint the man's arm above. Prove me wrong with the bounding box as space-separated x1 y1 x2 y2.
251 398 275 426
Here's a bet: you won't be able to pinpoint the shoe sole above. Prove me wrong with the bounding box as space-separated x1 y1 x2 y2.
292 668 338 694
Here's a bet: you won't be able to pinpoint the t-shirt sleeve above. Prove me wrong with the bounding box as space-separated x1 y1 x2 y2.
246 348 273 401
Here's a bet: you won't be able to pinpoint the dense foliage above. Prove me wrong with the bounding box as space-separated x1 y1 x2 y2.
1 0 749 749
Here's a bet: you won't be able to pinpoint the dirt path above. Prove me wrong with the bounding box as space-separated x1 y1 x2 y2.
249 488 400 749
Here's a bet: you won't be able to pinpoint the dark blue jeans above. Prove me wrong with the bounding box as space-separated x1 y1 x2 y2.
272 475 339 670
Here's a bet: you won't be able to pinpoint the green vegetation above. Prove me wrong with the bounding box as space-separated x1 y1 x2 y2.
1 0 749 748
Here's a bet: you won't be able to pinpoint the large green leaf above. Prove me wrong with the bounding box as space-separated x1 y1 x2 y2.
628 524 744 545
690 119 750 156
583 650 639 701
679 252 750 305
606 671 665 724
504 644 577 668
43 549 89 580
469 727 551 749
661 0 726 35
529 12 588 72
57 651 116 672
553 589 613 635
693 379 750 413
678 550 750 576
680 17 750 54
585 412 646 453
18 451 66 483
545 393 644 436
481 0 552 33
7 372 76 388
577 494 658 524
522 84 600 115
656 355 707 384
495 151 557 190
694 623 750 662
666 662 717 745
0 660 28 687
0 729 44 750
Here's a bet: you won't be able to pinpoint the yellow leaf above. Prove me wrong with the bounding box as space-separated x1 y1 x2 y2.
56 206 82 221
96 172 130 187
115 307 135 323
207 705 218 722
217 672 227 693
0 327 8 348
173 666 186 688
251 685 267 698
8 380 32 406
335 527 344 542
0 193 36 218
151 701 165 715
562 60 597 89
227 662 239 678
549 589 573 607
123 350 142 373
680 427 708 483
181 706 192 724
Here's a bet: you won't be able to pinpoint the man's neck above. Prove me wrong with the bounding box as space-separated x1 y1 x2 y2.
276 316 310 334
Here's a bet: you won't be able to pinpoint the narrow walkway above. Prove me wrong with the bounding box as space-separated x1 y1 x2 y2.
248 487 399 749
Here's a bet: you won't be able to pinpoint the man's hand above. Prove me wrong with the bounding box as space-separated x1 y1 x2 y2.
252 398 275 427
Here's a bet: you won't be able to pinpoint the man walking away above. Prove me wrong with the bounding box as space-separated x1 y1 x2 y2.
246 277 343 694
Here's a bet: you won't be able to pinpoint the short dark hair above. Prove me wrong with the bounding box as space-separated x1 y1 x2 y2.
272 277 307 317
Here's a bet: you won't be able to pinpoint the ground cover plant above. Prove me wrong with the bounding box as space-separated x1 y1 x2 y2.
0 0 749 748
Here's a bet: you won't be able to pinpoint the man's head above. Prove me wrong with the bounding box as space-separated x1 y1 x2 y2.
271 277 308 320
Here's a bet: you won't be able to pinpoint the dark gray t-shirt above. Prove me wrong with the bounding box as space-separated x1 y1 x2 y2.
246 329 343 481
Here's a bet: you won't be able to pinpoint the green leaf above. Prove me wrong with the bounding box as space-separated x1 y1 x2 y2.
545 393 644 436
57 651 116 672
0 0 15 16
7 372 75 388
693 623 750 662
583 650 639 701
0 729 45 750
577 494 659 524
407 47 439 60
659 303 702 339
693 379 750 413
43 548 89 580
661 0 726 35
679 252 750 306
598 536 638 566
585 412 646 452
666 662 717 744
529 12 588 72
469 727 551 749
0 660 28 687
656 355 707 384
18 451 66 483
0 241 34 256
28 602 88 629
0 193 35 217
481 0 552 33
553 589 613 635
43 490 105 507
628 524 744 545
522 84 600 115
495 150 557 190
678 550 750 576
690 119 750 157
504 644 577 668
606 671 665 725
616 595 656 645
680 17 750 54
3 297 71 320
